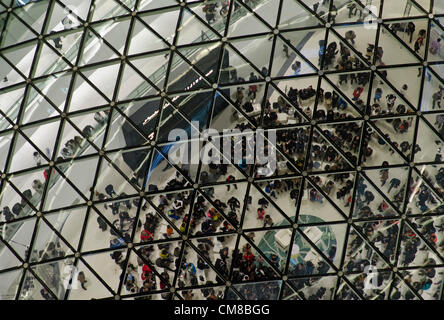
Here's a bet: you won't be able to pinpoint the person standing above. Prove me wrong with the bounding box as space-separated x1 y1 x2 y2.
32 179 44 193
400 84 408 96
227 196 240 211
414 31 426 53
386 94 397 111
33 152 42 166
168 209 181 220
347 3 356 18
380 168 389 187
97 216 107 231
318 40 326 66
2 206 13 222
263 214 273 227
345 30 356 45
313 2 319 13
407 22 416 43
77 271 87 290
105 184 117 198
374 88 383 103
166 225 174 237
430 38 441 55
226 175 238 191
352 87 364 101
388 178 401 193
283 43 289 58
363 191 375 205
435 114 444 129
414 38 421 53
432 90 442 110
291 61 302 75
257 207 265 220
61 10 74 30
247 72 258 101
40 288 54 300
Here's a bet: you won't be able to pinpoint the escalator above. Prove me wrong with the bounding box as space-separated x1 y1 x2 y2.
121 45 231 178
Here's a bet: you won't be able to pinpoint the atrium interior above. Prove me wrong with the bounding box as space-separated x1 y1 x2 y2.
0 0 444 300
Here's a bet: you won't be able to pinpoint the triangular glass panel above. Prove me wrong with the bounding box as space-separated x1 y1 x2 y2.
299 179 348 222
352 173 401 218
308 127 355 171
46 2 82 32
56 114 104 158
420 66 444 112
8 132 50 172
344 270 392 300
33 71 72 110
91 18 131 55
335 276 362 300
0 269 24 300
233 280 282 299
66 258 114 299
105 108 149 150
129 51 169 92
45 207 87 251
2 42 38 79
28 217 74 263
362 124 407 166
371 116 417 159
21 120 60 161
0 55 26 87
90 0 130 22
286 275 337 300
384 18 429 59
227 0 271 38
68 73 108 112
382 0 427 19
1 14 37 47
138 0 178 11
78 62 120 99
377 25 422 65
166 52 212 93
280 29 327 70
139 7 181 46
6 217 38 260
13 0 49 35
406 170 442 215
79 29 120 67
43 171 87 212
428 21 444 63
288 226 338 273
398 221 442 267
127 18 168 55
20 86 61 124
176 7 220 46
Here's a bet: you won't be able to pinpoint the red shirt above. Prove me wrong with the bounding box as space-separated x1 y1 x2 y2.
142 264 152 273
353 87 364 98
243 253 255 262
257 208 265 220
140 230 152 241
43 168 54 180
141 264 152 281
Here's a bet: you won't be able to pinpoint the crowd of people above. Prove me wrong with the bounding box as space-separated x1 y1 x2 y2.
1 110 108 228
55 3 444 299
2 0 444 300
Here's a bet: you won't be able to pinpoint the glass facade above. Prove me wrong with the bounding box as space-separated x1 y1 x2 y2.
0 0 443 300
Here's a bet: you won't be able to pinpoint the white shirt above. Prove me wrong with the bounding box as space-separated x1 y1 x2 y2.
172 200 183 210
